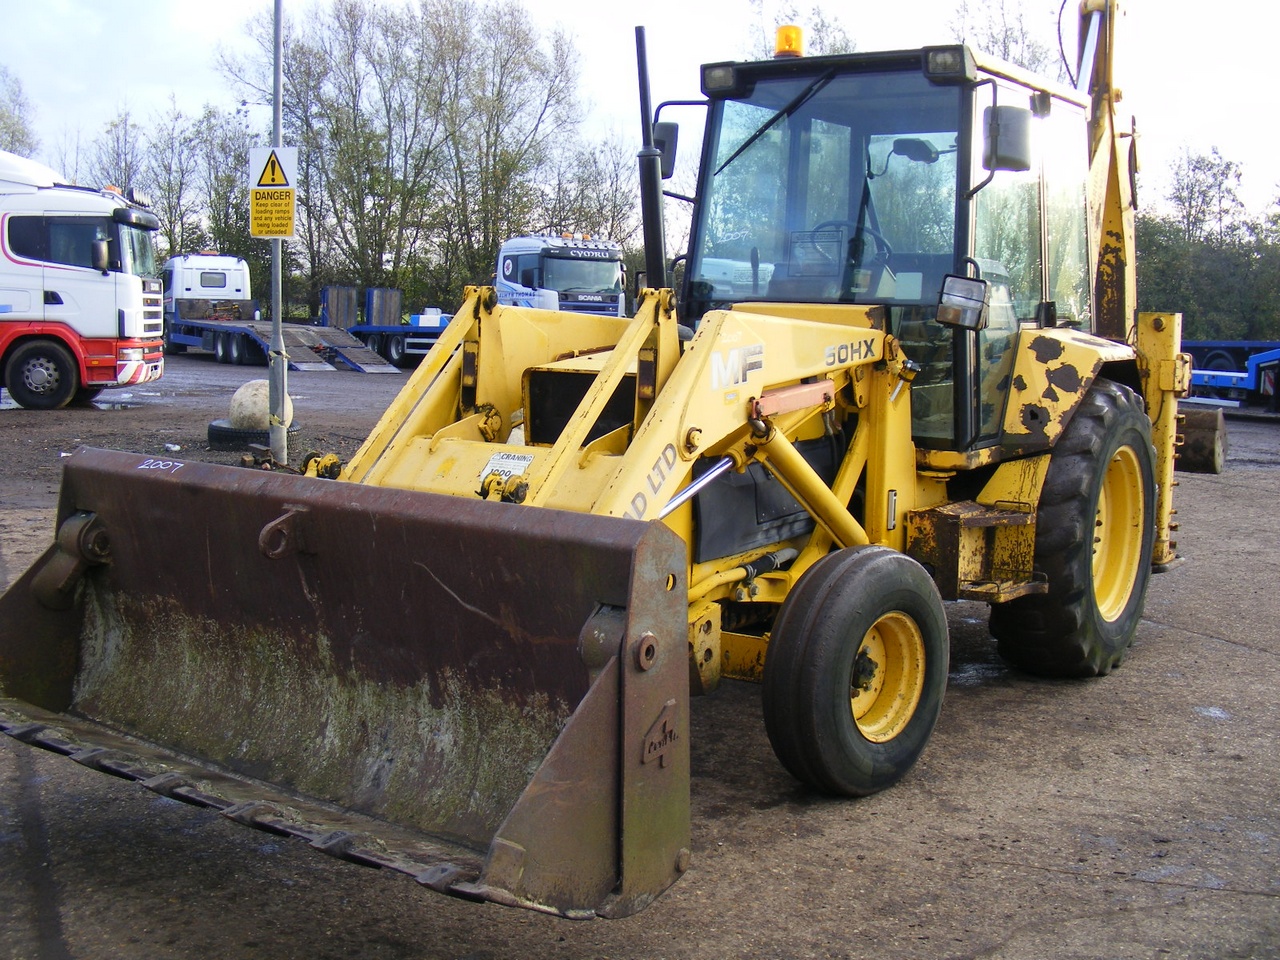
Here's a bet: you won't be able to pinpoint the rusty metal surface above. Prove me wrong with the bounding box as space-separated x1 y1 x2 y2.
0 447 690 917
1177 406 1228 474
907 500 1047 602
0 698 486 889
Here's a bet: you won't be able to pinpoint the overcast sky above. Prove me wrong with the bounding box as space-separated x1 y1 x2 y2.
3 0 1276 214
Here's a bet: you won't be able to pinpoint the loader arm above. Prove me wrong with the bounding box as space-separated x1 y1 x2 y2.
1078 0 1137 344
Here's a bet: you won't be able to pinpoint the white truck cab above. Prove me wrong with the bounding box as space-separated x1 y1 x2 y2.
0 151 164 408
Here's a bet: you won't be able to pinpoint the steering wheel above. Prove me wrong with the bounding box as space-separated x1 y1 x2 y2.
813 219 894 262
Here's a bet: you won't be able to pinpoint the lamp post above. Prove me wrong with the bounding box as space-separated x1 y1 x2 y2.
267 0 288 465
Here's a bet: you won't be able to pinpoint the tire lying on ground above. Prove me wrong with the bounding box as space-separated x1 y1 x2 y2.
989 378 1156 677
207 418 300 450
208 379 298 450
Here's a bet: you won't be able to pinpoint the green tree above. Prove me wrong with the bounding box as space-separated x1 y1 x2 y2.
0 65 38 157
1136 152 1280 343
1167 146 1245 244
190 106 275 307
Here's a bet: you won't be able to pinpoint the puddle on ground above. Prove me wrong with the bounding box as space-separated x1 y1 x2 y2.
0 393 141 411
948 660 1007 687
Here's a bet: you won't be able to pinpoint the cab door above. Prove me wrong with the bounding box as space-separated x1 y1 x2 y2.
41 216 118 338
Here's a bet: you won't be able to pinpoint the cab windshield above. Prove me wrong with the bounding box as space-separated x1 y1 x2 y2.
686 68 961 321
118 223 158 278
543 256 622 294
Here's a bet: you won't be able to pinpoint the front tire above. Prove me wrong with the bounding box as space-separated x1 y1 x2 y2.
990 378 1156 676
4 340 79 409
762 546 949 796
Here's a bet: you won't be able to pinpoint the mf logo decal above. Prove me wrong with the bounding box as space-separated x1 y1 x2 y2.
710 344 764 390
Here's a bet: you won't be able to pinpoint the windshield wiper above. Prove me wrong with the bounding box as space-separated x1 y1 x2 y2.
714 69 836 176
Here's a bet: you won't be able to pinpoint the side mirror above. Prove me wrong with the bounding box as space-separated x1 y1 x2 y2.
983 105 1032 172
653 121 678 180
92 239 110 274
937 275 990 331
894 138 939 164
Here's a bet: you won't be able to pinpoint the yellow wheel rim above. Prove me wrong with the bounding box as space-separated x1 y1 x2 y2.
849 612 926 743
1092 445 1144 622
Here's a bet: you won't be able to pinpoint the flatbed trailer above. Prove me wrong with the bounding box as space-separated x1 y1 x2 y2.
345 313 451 367
1185 339 1280 410
166 316 400 373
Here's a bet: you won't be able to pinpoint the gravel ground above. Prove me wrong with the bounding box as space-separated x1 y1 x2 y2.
1 355 1277 960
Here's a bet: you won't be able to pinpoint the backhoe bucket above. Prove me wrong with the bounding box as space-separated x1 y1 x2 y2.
0 448 690 919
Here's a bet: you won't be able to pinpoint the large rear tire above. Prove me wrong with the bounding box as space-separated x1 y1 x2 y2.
385 333 406 367
990 378 1156 677
228 333 247 365
762 545 949 796
4 340 79 409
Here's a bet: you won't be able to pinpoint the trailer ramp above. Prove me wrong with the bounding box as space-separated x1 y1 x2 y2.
276 323 401 373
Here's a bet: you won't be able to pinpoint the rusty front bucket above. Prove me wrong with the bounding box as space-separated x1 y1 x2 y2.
0 448 690 918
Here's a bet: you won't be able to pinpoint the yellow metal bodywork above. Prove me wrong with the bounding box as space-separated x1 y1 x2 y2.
906 454 1050 603
1135 311 1191 567
340 288 952 692
1000 327 1135 449
335 281 1166 692
330 0 1185 700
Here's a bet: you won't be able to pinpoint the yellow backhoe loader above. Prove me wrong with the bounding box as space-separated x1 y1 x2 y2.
0 0 1193 919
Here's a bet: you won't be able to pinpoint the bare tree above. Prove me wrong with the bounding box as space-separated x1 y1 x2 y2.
745 1 855 59
537 132 640 245
0 65 38 157
145 97 207 258
435 0 580 294
89 108 145 192
49 128 85 183
950 0 1061 78
218 0 634 310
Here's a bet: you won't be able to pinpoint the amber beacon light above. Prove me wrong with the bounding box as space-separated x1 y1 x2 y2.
774 24 803 57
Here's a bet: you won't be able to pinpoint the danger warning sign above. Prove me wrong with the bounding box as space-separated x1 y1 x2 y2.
248 147 298 239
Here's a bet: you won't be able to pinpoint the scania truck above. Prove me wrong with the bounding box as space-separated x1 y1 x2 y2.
495 233 625 316
0 150 164 408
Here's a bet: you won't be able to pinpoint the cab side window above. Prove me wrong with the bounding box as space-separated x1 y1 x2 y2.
47 218 111 269
7 216 48 260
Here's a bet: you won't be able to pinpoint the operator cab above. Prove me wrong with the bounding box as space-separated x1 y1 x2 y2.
678 42 1093 453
